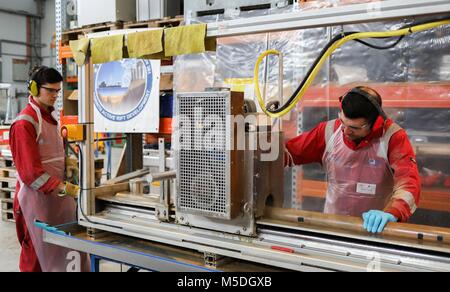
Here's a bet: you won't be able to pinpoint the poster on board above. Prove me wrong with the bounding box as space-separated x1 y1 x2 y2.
94 59 160 133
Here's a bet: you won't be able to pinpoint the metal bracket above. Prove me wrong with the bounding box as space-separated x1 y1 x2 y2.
204 252 231 269
156 138 171 222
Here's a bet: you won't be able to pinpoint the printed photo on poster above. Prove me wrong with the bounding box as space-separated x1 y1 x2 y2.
94 59 160 133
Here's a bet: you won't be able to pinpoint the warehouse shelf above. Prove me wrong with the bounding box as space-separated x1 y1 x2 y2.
66 76 78 83
58 44 74 64
297 178 450 213
299 82 450 109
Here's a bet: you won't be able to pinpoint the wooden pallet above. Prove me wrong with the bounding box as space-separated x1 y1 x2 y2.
0 167 16 178
1 210 15 223
1 198 14 223
0 190 15 200
0 187 15 193
1 198 13 211
0 157 14 168
0 177 17 190
123 17 184 30
0 165 16 200
62 21 125 45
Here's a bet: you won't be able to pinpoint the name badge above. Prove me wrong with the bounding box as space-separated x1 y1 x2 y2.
356 183 377 195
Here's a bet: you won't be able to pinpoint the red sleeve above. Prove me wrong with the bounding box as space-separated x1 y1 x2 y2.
384 130 421 222
285 121 328 165
10 121 62 194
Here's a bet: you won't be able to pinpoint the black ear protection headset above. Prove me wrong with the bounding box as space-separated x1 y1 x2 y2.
339 87 387 121
28 66 47 97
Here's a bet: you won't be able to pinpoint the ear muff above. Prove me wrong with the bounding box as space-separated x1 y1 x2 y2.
28 79 39 97
28 66 48 97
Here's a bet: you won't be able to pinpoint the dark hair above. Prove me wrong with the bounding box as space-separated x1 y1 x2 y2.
29 66 63 86
341 86 382 128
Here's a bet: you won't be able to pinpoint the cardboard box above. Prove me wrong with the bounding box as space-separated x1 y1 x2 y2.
68 90 78 101
77 0 136 27
160 73 173 91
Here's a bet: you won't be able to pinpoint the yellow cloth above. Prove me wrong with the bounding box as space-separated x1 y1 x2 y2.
91 35 124 64
165 24 207 57
141 51 171 60
69 38 90 66
205 37 217 52
127 29 164 59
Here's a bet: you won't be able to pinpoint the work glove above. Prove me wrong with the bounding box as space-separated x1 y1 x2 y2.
58 182 80 199
65 157 79 181
362 210 398 234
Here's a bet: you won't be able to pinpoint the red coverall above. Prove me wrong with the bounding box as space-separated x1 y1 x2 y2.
10 98 63 272
286 117 421 222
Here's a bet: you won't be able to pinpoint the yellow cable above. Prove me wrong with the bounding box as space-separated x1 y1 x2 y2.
254 20 450 118
254 50 281 116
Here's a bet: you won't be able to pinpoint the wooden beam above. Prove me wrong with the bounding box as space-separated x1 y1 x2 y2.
265 207 450 245
94 182 130 197
104 169 150 186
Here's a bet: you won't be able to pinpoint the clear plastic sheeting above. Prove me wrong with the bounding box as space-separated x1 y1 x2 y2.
330 21 408 83
173 53 216 93
406 21 450 82
211 28 330 115
173 15 450 231
298 19 450 230
215 34 269 82
265 28 331 105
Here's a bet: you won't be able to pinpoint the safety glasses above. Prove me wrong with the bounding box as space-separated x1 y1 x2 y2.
41 86 62 94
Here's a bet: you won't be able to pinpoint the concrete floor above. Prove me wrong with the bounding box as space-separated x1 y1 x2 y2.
0 220 132 272
0 220 20 272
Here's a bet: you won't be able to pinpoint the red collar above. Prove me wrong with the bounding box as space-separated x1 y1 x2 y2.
337 117 393 150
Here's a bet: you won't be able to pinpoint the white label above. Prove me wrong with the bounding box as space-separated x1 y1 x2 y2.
3 131 9 141
356 183 377 195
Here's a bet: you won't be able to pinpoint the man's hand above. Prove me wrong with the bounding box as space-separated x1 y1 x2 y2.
58 182 80 199
363 210 398 234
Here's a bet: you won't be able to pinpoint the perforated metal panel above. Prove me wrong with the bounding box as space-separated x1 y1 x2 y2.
176 92 232 219
55 0 66 118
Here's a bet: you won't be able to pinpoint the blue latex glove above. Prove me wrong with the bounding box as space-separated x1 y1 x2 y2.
34 221 67 236
362 210 398 234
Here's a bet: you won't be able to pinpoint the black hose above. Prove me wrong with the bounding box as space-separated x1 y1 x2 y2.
76 144 94 224
269 31 359 114
354 36 405 50
76 143 124 229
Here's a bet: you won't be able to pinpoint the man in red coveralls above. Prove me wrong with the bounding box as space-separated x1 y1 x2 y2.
285 86 421 234
10 66 81 272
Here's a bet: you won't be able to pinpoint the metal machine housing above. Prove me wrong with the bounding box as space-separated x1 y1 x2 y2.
175 91 284 236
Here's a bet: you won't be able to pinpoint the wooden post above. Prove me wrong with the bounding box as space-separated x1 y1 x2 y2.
79 59 96 218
